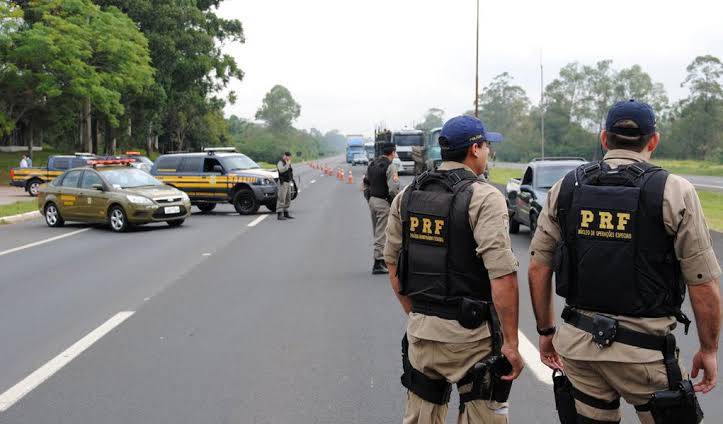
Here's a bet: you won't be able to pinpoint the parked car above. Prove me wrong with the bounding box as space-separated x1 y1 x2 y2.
507 157 587 234
38 159 191 232
352 152 369 166
10 153 97 196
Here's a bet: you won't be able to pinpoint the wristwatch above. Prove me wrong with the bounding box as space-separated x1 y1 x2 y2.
537 326 556 336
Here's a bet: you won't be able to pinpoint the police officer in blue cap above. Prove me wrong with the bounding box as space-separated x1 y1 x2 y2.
384 115 523 423
529 100 720 423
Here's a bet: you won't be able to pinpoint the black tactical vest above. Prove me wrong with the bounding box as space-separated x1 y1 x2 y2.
368 157 392 202
555 161 684 318
278 161 293 183
398 169 491 306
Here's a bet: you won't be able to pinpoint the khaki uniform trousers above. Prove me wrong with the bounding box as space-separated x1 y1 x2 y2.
404 334 509 424
561 355 689 423
277 181 292 211
368 197 390 261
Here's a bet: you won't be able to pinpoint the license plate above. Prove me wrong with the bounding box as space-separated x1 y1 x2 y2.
164 206 181 214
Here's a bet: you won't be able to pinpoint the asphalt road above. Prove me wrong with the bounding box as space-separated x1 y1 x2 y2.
0 159 721 423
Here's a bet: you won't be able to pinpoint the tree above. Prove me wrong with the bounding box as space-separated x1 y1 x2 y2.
415 108 444 131
255 85 301 131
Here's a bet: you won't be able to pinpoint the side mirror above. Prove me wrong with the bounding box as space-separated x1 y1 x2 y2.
507 191 517 201
520 185 535 197
213 165 224 174
92 184 104 191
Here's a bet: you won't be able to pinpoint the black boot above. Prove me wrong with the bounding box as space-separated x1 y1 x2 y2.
284 211 295 219
372 259 388 275
277 212 286 220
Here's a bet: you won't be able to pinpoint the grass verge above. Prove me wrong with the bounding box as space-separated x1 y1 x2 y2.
0 200 38 221
488 167 522 186
651 160 723 177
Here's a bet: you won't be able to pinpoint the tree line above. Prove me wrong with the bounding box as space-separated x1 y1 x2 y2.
416 56 723 163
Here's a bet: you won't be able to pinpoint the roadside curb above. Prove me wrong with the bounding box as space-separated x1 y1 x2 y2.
0 210 41 225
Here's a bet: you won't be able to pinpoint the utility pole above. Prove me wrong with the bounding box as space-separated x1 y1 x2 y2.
474 0 479 118
540 50 545 158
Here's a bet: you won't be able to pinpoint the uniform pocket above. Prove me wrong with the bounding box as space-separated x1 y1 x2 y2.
442 341 479 353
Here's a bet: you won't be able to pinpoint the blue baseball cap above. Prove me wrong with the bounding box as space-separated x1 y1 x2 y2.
438 115 503 151
605 99 656 136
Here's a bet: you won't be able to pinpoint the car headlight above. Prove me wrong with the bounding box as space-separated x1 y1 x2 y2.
179 192 190 202
253 178 274 186
127 195 153 205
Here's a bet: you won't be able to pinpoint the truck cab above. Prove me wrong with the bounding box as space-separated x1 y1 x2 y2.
391 130 424 174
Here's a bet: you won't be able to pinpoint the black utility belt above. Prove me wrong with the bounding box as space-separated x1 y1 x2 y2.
561 306 670 351
412 299 491 329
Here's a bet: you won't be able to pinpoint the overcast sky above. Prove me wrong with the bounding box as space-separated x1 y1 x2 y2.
218 0 723 137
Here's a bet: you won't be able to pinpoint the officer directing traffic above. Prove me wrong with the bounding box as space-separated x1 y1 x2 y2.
384 115 523 423
363 142 400 274
276 152 294 221
528 100 721 423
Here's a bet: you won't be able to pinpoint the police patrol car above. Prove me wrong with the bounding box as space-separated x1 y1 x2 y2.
38 159 191 232
151 148 278 215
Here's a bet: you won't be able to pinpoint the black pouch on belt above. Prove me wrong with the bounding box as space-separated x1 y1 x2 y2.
552 370 577 424
457 298 486 329
649 380 703 424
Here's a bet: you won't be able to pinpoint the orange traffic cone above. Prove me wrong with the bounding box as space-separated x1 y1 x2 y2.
347 170 353 184
338 169 343 180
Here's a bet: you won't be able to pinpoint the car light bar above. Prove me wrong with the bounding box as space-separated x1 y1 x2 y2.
125 151 141 155
88 159 136 167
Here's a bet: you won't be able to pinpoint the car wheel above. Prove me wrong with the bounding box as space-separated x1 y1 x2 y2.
232 188 259 215
266 203 277 213
167 219 184 228
108 205 129 232
529 212 538 235
197 203 216 213
44 203 65 228
26 179 41 197
509 216 520 234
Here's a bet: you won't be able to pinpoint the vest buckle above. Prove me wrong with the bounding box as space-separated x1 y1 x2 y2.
627 164 646 178
591 314 618 349
582 163 601 175
447 171 463 186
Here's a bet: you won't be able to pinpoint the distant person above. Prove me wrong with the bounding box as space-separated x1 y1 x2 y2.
363 142 399 274
25 155 32 167
19 155 28 168
276 152 294 221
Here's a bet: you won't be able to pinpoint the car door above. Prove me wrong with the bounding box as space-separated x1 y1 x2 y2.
203 157 228 201
515 167 534 226
57 169 83 219
77 170 109 221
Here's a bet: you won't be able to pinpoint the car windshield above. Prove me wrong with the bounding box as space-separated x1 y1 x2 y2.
394 134 424 146
353 153 366 158
100 168 163 188
220 154 259 171
537 165 580 189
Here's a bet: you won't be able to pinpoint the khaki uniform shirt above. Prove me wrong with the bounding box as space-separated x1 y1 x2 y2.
530 149 722 362
384 161 519 343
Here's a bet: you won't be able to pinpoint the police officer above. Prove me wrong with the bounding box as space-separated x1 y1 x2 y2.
364 142 400 274
528 100 721 423
276 152 294 221
384 115 523 423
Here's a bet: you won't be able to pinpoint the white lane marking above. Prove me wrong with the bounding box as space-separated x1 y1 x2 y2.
0 228 91 258
694 183 722 190
202 253 212 256
518 330 553 385
0 311 134 412
310 180 316 184
247 215 268 227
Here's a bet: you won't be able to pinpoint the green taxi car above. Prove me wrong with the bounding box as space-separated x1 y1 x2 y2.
38 160 192 232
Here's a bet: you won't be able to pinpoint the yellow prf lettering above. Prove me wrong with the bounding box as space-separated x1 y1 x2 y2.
422 218 432 234
410 217 419 232
434 219 445 235
616 213 631 230
580 210 594 228
599 212 614 229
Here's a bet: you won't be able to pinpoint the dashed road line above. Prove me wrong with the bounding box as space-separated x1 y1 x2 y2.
0 228 91 258
0 311 135 412
518 330 553 385
247 215 268 227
